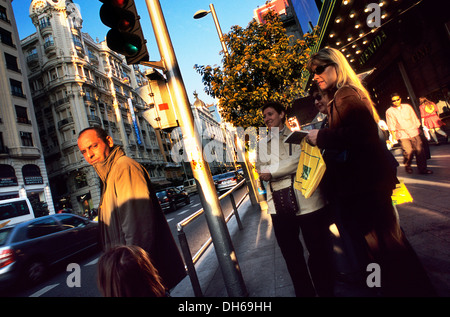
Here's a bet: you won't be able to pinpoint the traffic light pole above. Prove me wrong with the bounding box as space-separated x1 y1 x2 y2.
143 0 247 297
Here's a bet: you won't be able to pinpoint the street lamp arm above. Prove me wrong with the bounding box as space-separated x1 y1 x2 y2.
193 9 211 19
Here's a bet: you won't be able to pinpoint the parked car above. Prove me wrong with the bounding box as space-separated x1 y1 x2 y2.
156 187 190 213
213 171 244 193
0 214 98 291
183 178 198 195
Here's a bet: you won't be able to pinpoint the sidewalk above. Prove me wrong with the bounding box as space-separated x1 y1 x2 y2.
171 143 450 297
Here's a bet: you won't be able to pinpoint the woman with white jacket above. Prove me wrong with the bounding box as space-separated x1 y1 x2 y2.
256 101 335 297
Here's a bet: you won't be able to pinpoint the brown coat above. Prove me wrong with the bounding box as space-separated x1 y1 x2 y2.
317 86 397 198
94 146 186 289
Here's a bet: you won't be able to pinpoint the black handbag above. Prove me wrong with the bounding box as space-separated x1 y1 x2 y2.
269 175 299 216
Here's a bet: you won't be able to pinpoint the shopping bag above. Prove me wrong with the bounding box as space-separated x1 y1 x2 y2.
294 138 326 198
391 180 413 205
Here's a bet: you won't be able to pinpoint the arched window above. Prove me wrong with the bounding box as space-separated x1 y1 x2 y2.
0 164 18 187
22 164 43 185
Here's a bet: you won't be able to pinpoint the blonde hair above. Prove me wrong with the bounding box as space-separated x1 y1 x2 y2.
308 48 380 122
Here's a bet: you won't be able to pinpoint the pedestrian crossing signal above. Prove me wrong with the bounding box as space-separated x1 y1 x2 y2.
99 0 149 65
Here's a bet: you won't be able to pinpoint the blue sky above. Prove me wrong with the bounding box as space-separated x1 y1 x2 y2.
12 0 267 106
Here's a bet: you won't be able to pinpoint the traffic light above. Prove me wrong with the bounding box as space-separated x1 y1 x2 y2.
99 0 149 64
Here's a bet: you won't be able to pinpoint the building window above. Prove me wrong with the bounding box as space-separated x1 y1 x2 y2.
39 17 51 30
10 79 25 98
15 105 30 124
44 34 54 49
0 6 10 23
22 164 43 185
72 34 83 48
4 53 19 72
0 27 14 46
20 132 33 147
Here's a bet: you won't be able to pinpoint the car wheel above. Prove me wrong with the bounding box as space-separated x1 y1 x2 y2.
170 201 177 212
26 259 47 284
185 197 190 205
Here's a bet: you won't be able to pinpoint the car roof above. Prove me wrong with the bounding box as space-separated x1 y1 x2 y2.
214 172 236 179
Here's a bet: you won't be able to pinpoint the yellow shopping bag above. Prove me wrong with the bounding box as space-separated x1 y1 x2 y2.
391 180 413 205
294 138 326 198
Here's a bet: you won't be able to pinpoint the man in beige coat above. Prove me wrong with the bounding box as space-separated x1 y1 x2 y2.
78 127 186 291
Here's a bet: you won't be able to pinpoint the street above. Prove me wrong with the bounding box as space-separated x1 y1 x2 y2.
7 184 247 297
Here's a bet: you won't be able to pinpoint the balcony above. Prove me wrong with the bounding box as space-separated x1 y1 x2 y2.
39 21 51 36
26 53 39 67
44 40 56 56
57 117 74 129
8 146 41 159
87 115 102 126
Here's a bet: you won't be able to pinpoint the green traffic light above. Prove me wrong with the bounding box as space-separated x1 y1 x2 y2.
125 43 139 56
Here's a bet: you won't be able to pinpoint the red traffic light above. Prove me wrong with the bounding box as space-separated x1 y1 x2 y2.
99 0 128 7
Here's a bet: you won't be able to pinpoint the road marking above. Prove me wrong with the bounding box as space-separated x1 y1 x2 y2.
85 257 99 266
192 203 201 208
29 283 59 297
166 217 174 222
177 210 188 215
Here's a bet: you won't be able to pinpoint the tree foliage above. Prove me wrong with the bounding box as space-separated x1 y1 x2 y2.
195 10 319 128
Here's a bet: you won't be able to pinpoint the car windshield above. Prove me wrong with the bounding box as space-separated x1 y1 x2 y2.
156 191 167 198
0 228 12 246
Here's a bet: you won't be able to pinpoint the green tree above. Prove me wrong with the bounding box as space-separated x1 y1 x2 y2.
195 10 319 128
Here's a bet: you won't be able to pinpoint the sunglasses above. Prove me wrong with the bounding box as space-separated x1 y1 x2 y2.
392 98 401 102
311 63 334 75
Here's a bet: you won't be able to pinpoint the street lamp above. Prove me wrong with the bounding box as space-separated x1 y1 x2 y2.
193 4 229 56
194 3 259 206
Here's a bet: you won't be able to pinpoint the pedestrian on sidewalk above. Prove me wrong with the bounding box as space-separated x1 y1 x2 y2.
386 93 433 175
256 101 335 297
97 245 167 297
419 97 448 145
305 48 435 296
77 127 186 292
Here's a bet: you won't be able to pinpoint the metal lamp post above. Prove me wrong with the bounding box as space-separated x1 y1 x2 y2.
143 0 247 297
193 3 260 206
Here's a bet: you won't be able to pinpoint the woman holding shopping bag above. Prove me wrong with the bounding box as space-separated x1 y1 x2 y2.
256 101 335 297
305 48 435 296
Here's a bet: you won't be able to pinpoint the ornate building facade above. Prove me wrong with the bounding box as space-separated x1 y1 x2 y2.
19 0 178 214
0 0 55 215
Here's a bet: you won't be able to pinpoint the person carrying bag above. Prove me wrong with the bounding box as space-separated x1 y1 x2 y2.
255 101 335 297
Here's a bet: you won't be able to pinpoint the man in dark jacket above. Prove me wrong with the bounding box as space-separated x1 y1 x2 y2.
77 127 186 290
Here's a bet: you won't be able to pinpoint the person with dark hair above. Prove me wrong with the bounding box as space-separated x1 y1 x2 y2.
256 101 335 297
97 245 167 297
77 127 186 291
386 93 432 174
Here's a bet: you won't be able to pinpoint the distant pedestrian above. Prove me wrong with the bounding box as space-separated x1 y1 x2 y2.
97 245 167 297
256 101 335 297
419 97 448 145
77 127 186 291
386 93 432 174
